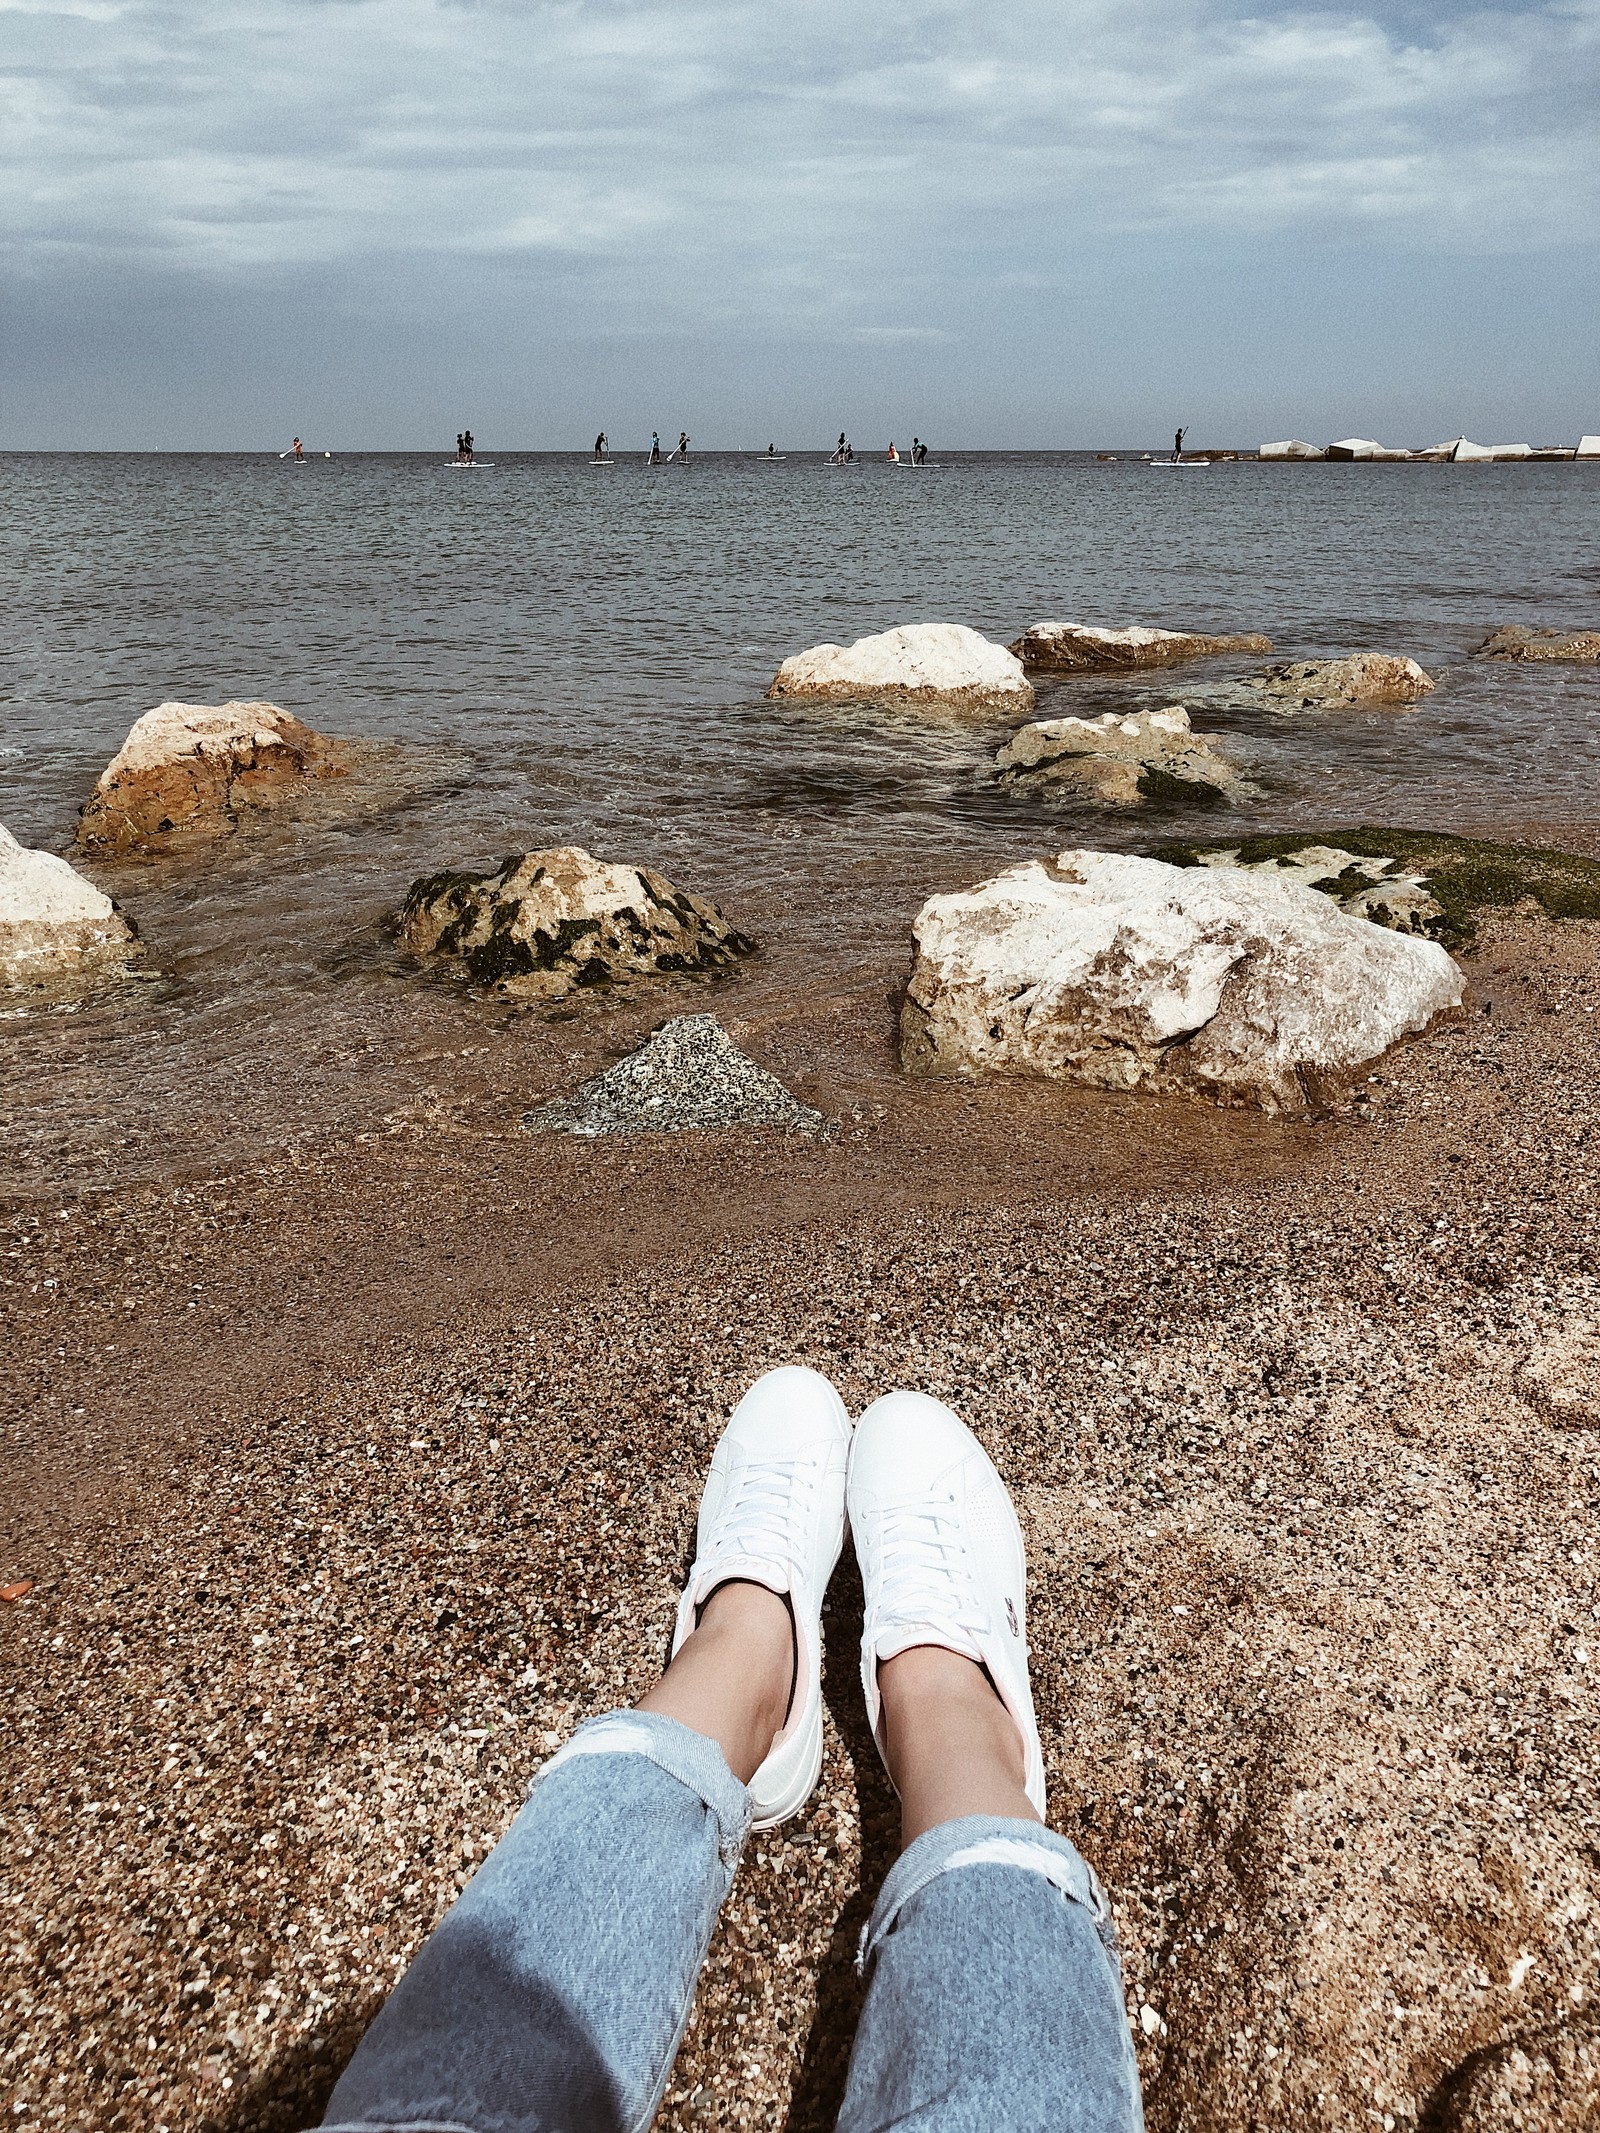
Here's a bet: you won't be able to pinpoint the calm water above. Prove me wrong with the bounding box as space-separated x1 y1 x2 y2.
3 451 1598 1192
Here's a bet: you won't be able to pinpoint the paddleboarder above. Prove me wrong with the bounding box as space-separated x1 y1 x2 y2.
593 431 608 461
650 432 662 464
1173 426 1186 462
291 437 305 461
676 431 690 463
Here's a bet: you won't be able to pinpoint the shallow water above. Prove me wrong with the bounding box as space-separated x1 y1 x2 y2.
3 450 1598 1193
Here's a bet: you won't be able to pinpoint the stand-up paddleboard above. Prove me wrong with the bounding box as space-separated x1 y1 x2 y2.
1150 457 1209 469
754 454 787 461
444 460 495 469
588 458 617 467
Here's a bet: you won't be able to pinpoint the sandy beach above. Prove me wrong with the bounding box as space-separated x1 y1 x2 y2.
5 855 1600 2130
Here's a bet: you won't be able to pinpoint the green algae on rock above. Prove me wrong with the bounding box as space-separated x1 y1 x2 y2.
398 846 755 1000
1147 828 1600 950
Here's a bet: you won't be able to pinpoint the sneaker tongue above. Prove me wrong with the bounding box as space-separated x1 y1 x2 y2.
874 1620 984 1668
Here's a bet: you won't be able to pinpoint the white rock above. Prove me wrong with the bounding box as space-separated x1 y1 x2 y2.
1326 438 1384 460
766 623 1031 711
1189 844 1444 936
1244 654 1434 708
1258 441 1325 460
0 824 143 990
900 849 1466 1113
1448 439 1497 463
1577 436 1600 459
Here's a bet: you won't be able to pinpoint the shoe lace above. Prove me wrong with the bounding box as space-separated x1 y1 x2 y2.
708 1457 818 1569
872 1492 988 1640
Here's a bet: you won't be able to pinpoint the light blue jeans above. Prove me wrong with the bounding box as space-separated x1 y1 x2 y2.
322 1710 1143 2133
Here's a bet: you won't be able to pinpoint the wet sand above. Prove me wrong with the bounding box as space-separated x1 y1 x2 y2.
4 900 1600 2131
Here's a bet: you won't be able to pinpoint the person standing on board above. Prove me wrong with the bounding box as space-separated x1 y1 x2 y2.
461 429 475 464
911 436 923 464
1173 426 1186 461
834 431 847 463
677 431 690 462
650 431 663 464
594 431 608 461
291 437 305 461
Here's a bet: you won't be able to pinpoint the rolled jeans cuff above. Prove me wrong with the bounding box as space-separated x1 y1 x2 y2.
858 1814 1119 1978
534 1707 754 1871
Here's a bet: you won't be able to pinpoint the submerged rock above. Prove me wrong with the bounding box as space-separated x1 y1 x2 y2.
398 847 754 1000
77 700 353 851
900 849 1465 1114
995 705 1243 807
0 824 144 991
1150 827 1600 950
1478 625 1600 664
523 1014 830 1137
1007 622 1272 674
1244 654 1433 709
766 623 1031 712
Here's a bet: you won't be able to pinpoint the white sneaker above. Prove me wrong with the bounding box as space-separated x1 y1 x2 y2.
671 1365 852 1827
848 1389 1046 1816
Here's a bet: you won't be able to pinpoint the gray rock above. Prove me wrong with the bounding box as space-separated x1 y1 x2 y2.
995 705 1244 808
399 846 754 1001
523 1014 832 1138
1244 654 1433 709
1478 626 1600 664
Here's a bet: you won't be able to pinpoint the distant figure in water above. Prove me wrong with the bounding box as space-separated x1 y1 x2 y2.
455 433 465 461
1173 426 1186 461
834 431 847 463
458 429 474 464
886 442 899 463
766 443 777 457
291 437 304 461
594 431 608 460
676 431 690 462
911 437 924 464
650 432 662 464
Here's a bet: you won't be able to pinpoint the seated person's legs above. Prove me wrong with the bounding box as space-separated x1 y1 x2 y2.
837 1392 1143 2133
322 1366 851 2133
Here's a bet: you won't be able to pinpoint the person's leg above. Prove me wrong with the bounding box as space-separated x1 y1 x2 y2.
322 1365 850 2133
838 1392 1143 2133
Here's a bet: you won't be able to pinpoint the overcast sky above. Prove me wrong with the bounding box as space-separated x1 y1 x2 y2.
2 0 1596 447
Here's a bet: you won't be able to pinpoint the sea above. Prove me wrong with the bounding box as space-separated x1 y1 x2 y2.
3 450 1597 1195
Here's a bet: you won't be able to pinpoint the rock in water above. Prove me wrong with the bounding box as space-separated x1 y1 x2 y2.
524 1014 830 1137
1007 622 1272 674
766 623 1032 711
1244 654 1433 708
995 705 1242 807
1478 625 1600 664
900 850 1466 1113
77 701 352 851
0 824 143 990
399 847 755 1000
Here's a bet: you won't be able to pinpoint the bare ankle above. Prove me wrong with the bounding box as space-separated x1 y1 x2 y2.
878 1643 1035 1846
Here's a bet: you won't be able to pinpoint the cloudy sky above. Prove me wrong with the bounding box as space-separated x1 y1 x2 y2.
2 0 1596 447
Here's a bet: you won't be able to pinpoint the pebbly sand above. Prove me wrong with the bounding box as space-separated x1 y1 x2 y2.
4 896 1600 2133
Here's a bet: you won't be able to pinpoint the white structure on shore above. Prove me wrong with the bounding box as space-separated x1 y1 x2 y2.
1259 433 1594 462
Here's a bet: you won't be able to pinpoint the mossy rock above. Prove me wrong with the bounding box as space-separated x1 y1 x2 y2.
1146 827 1600 950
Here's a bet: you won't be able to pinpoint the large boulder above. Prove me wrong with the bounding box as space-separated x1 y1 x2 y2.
0 824 143 990
995 705 1243 807
398 847 755 1000
1008 623 1272 674
1257 440 1324 460
899 850 1466 1113
765 623 1031 712
1244 653 1433 709
78 701 353 851
1479 625 1600 664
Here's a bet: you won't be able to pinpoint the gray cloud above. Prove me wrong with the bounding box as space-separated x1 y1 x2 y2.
1 0 1596 442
